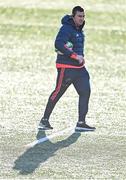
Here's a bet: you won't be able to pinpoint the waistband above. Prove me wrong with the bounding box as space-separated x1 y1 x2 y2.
56 63 84 69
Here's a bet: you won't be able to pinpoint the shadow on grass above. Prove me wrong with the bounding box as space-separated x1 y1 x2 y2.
13 131 81 175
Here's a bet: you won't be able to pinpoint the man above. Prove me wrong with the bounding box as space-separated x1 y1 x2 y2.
38 6 96 131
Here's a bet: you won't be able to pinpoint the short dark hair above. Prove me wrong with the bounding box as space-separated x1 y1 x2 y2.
72 6 84 17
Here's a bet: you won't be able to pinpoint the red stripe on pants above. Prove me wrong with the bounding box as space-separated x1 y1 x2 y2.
50 68 65 101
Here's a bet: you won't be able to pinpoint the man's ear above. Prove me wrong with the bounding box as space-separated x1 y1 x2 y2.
72 13 75 17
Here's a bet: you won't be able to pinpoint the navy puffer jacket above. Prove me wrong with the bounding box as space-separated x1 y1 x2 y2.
55 15 85 67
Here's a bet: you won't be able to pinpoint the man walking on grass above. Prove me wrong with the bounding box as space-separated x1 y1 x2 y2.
38 6 96 132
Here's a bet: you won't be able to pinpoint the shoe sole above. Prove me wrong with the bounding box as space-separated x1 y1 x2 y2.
38 126 53 131
75 127 95 132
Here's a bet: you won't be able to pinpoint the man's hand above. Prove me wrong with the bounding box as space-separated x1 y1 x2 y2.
70 53 85 64
76 55 85 64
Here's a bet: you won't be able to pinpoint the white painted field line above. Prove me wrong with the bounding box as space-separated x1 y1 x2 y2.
26 127 74 148
1 23 126 32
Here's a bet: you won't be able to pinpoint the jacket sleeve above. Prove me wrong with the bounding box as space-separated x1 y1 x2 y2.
55 25 74 57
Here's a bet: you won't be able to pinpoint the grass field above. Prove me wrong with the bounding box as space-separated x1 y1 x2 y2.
0 0 126 179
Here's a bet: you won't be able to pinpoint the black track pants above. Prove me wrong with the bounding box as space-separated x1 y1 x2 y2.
43 67 91 122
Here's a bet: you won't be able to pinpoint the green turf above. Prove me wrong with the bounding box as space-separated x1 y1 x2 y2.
0 0 126 179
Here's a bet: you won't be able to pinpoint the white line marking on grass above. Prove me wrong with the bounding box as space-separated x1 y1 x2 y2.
86 26 126 32
25 127 75 148
1 23 126 32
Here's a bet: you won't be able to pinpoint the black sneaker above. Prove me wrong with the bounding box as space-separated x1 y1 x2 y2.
38 118 53 130
75 122 96 132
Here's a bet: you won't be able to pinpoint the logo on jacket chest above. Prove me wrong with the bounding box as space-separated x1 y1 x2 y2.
75 33 83 42
72 32 84 42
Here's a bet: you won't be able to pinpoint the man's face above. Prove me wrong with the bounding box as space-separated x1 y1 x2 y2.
73 11 85 26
